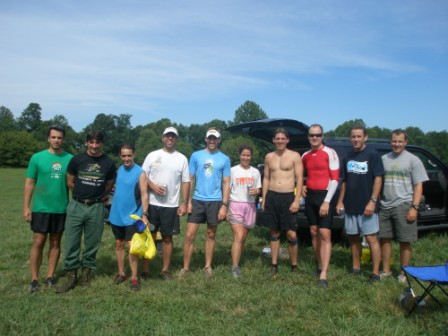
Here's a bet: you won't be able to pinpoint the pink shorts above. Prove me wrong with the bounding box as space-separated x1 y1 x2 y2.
228 201 257 229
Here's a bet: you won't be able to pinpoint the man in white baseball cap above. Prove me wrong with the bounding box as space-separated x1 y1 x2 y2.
142 126 190 280
180 127 230 278
163 127 178 136
205 129 221 138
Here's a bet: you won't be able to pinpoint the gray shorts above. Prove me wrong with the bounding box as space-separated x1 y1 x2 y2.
187 200 222 226
378 203 417 242
344 213 379 236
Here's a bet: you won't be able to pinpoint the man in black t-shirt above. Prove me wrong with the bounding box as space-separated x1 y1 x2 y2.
57 130 116 293
336 124 384 284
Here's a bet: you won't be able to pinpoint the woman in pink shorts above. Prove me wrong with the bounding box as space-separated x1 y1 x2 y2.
227 145 262 277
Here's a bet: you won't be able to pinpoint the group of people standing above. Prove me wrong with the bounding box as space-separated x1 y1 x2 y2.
302 123 428 288
23 121 428 292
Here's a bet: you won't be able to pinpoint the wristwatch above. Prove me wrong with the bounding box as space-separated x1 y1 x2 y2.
411 204 419 210
222 202 229 207
143 211 149 216
370 198 378 203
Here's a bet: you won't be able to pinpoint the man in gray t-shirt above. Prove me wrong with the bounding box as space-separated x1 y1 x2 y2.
379 129 428 283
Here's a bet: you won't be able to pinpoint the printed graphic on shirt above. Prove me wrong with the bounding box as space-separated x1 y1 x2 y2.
236 177 254 187
347 160 368 174
204 159 214 177
79 164 106 186
51 162 63 179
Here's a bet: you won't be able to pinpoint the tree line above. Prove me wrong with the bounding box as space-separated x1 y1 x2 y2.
1 101 447 168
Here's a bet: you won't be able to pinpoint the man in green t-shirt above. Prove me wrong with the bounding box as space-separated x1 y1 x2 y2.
23 125 73 293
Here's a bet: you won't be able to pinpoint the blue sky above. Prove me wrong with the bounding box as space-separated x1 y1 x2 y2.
1 0 447 132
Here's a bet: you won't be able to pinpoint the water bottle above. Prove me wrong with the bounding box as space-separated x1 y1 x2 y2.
161 184 168 197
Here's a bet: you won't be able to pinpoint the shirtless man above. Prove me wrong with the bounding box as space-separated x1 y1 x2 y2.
262 128 303 275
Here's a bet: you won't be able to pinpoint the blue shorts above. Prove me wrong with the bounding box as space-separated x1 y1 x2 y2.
344 213 379 236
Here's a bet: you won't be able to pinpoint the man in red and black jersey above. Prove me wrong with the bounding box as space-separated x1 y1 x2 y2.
302 124 339 288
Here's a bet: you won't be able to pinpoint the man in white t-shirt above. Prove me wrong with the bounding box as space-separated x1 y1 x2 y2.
142 127 190 280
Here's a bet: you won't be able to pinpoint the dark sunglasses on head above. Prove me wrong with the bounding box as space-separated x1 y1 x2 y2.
308 133 323 138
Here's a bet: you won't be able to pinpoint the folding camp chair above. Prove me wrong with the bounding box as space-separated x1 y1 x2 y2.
401 263 448 315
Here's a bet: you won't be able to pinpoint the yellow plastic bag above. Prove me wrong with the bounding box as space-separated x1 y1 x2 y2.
129 228 157 260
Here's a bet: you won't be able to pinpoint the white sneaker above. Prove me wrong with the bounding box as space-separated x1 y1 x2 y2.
379 271 392 280
397 274 407 283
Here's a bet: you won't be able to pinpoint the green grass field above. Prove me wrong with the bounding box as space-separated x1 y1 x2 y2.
1 168 447 335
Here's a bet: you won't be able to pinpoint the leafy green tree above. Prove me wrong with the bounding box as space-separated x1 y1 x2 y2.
17 103 42 132
134 119 195 164
330 119 366 137
82 113 133 156
0 131 39 167
0 106 17 133
422 130 448 163
404 126 426 146
220 135 263 166
231 100 268 126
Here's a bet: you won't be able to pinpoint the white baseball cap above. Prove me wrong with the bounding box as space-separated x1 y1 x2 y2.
163 127 178 136
206 129 221 138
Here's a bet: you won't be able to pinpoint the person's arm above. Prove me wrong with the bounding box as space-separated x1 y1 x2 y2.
139 172 149 223
407 182 423 222
364 175 382 216
103 179 115 201
261 155 270 211
290 154 303 213
147 178 165 196
23 178 35 222
218 175 231 221
178 181 190 216
187 175 195 214
67 172 75 191
336 181 345 214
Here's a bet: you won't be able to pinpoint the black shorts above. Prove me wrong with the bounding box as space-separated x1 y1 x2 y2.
263 190 298 232
304 189 334 229
148 205 180 236
111 224 139 241
30 212 65 234
187 200 222 226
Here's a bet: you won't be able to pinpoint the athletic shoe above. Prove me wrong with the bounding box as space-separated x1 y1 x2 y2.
231 266 241 278
160 270 173 281
379 271 392 280
291 265 298 273
177 268 189 278
317 279 328 289
313 269 322 277
397 274 407 284
203 267 213 278
270 265 278 277
351 268 362 276
130 278 140 292
46 277 56 288
29 280 39 293
79 268 94 287
140 272 150 281
56 271 77 293
113 274 128 285
368 274 381 284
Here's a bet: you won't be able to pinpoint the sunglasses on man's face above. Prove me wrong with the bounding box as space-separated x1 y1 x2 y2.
308 133 323 138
